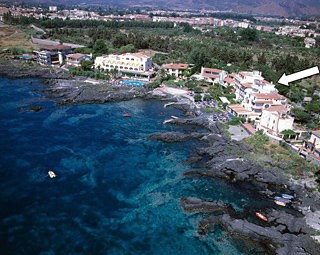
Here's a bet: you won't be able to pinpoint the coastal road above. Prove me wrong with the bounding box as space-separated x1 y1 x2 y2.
31 36 86 48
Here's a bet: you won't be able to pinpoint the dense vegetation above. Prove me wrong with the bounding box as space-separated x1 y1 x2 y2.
245 131 319 179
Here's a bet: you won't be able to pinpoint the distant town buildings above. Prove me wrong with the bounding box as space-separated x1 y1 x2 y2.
3 5 320 39
304 37 316 48
49 6 57 12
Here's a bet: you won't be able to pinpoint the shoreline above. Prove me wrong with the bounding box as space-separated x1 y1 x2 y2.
2 60 320 254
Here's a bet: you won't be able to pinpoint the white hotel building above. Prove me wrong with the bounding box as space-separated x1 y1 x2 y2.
94 53 153 79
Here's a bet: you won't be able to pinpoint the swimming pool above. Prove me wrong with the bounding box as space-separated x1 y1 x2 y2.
121 79 145 86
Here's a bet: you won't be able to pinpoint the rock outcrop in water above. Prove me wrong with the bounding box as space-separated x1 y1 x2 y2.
44 79 152 105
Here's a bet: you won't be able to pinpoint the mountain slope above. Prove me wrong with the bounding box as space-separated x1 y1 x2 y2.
12 0 320 17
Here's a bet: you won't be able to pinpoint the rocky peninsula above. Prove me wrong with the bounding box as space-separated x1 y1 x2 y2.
2 60 320 254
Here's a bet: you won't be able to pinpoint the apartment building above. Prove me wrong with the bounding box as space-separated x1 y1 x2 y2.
162 63 190 77
200 67 228 84
257 106 294 136
33 45 72 66
234 71 264 100
66 53 92 67
242 93 287 114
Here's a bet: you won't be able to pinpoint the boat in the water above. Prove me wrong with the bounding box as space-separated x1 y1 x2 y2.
274 199 286 206
282 194 294 200
123 113 131 117
256 212 268 221
170 116 178 119
48 170 56 178
274 196 290 203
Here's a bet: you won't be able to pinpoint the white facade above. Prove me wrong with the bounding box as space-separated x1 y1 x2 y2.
241 92 287 115
310 132 320 148
95 53 152 74
49 6 57 12
258 106 294 136
304 37 316 48
200 67 228 84
162 63 189 77
235 71 264 85
235 74 278 102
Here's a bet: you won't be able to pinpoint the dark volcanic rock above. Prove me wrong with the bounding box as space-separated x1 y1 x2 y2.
268 210 315 235
44 79 151 105
149 132 204 143
19 105 42 112
165 116 213 131
181 197 233 214
218 214 318 255
0 60 70 79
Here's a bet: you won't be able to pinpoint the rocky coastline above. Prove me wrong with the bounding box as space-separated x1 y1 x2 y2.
2 60 320 254
150 116 320 255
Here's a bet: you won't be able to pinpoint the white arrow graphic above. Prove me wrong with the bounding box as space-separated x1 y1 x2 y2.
278 66 319 86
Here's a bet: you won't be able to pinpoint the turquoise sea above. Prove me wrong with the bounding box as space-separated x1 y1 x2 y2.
0 78 271 255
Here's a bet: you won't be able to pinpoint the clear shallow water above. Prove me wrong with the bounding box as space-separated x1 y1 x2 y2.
0 78 271 255
121 80 144 86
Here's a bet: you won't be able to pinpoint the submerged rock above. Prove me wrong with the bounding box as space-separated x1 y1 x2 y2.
19 105 42 112
149 132 204 143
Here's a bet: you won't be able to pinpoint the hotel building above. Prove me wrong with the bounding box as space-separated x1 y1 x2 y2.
94 53 153 79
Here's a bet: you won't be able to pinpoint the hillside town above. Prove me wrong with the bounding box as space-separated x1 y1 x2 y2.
0 5 319 47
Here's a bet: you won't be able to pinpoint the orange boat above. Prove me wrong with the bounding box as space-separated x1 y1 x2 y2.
274 199 286 207
123 113 131 117
256 212 268 222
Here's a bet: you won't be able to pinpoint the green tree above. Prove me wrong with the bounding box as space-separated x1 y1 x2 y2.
305 100 320 114
291 108 311 122
240 28 258 42
80 59 94 71
194 94 202 102
119 44 135 53
280 129 296 140
93 39 109 55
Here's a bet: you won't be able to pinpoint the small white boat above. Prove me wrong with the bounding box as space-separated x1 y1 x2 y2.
282 194 294 200
170 116 178 119
48 170 56 178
